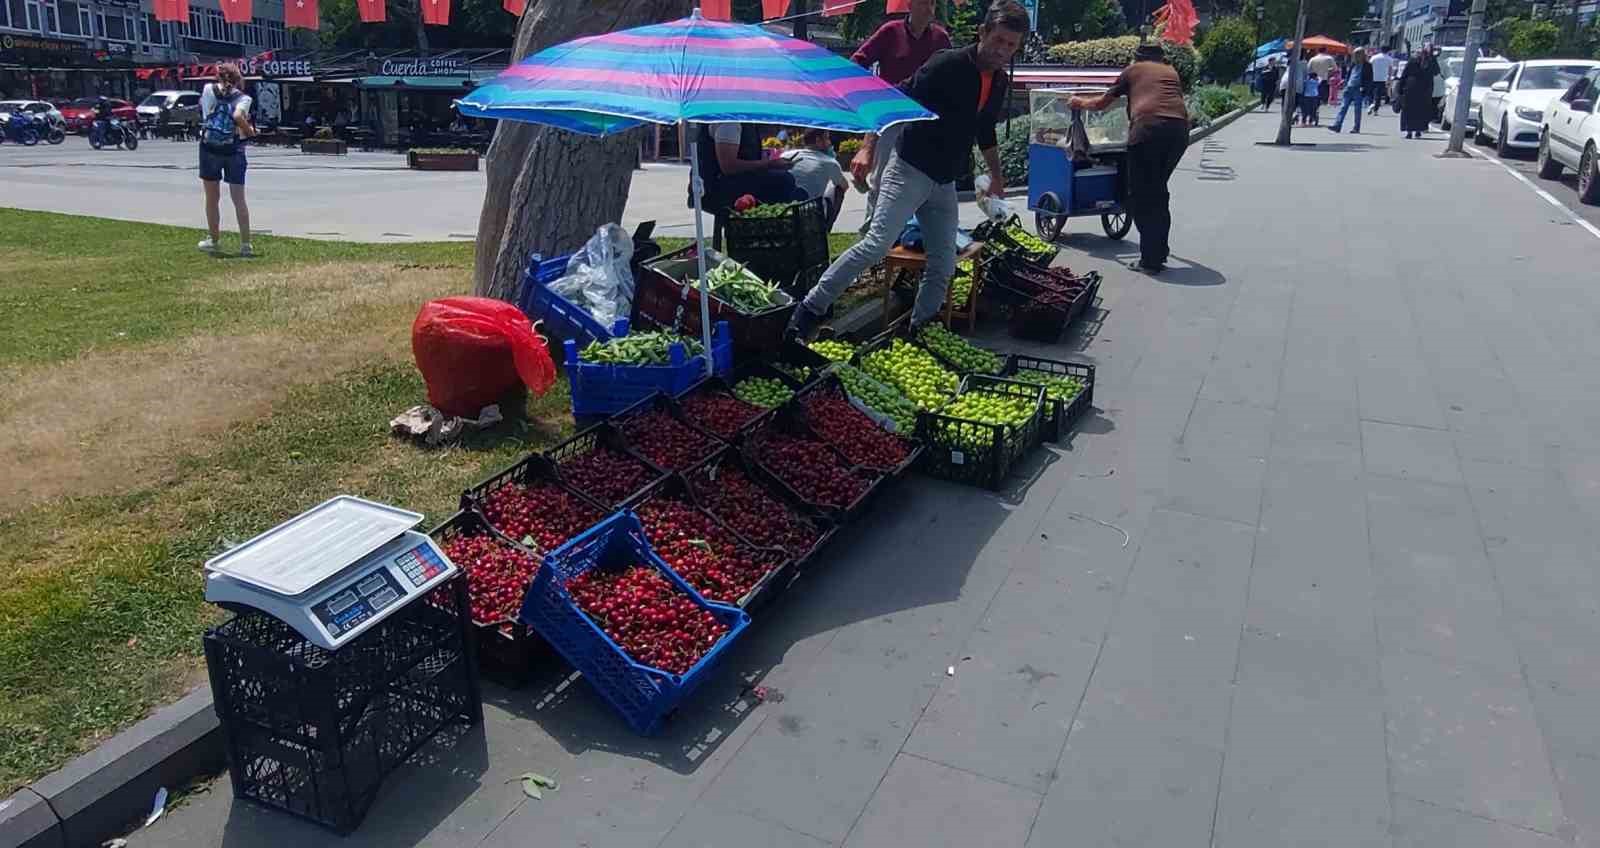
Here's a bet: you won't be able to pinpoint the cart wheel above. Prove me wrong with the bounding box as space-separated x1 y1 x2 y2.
1034 192 1065 242
1102 210 1131 240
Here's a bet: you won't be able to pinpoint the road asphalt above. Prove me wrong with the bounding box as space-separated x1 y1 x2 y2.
58 108 1600 847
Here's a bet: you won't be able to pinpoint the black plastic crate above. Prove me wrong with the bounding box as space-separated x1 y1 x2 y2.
543 421 669 509
915 374 1047 490
1004 272 1101 344
429 510 567 687
850 331 962 413
458 455 610 541
684 447 839 571
612 393 726 472
742 411 884 521
619 472 795 612
973 215 1058 268
719 197 830 292
1002 356 1096 444
635 246 799 357
904 324 1007 377
204 577 482 834
674 376 779 443
791 373 923 478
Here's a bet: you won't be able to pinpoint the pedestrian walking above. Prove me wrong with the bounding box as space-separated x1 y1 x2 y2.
1259 57 1281 112
1301 70 1322 125
1071 41 1190 274
1328 62 1344 110
1367 48 1392 113
1328 48 1368 133
849 0 951 233
1428 46 1447 122
785 0 1025 340
197 63 258 257
1398 52 1437 138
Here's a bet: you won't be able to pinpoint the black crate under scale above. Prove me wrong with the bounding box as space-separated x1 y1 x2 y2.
915 375 1047 490
1002 356 1096 444
203 577 483 834
718 196 830 293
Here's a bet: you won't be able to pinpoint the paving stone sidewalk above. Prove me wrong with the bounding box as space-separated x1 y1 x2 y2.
129 112 1600 847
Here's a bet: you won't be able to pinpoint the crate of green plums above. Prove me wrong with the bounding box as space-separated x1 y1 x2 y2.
914 374 1046 490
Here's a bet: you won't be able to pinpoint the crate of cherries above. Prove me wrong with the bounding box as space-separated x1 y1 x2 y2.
428 510 551 686
545 423 666 509
625 475 792 611
793 375 921 478
518 512 750 734
613 395 724 472
685 448 837 568
742 414 884 521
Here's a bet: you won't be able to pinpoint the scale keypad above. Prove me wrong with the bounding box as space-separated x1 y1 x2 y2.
396 544 447 587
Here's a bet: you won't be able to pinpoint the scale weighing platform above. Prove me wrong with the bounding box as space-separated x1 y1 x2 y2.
204 495 458 649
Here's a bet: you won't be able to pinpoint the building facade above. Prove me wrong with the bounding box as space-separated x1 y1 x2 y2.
1 0 306 100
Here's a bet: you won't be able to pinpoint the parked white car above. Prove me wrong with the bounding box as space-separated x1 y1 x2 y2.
1479 60 1600 156
1536 66 1600 204
0 99 64 129
1440 60 1512 132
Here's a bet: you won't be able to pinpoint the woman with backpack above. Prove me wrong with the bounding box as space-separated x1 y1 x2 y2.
197 63 258 256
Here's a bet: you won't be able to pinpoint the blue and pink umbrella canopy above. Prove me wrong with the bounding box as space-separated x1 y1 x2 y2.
457 14 936 135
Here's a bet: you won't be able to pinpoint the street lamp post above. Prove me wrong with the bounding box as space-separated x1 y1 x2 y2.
1444 0 1489 154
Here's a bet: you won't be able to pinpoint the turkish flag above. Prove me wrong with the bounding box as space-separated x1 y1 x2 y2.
221 0 250 24
358 0 385 22
421 0 450 25
761 0 786 17
885 0 907 10
284 0 318 28
501 0 523 15
152 0 188 23
700 0 730 18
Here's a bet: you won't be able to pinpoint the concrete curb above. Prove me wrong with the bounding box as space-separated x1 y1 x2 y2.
1188 105 1252 144
2 688 223 848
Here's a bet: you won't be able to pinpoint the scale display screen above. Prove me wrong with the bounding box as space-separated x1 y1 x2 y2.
312 567 407 640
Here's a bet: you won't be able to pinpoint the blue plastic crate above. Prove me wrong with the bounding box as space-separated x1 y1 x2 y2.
517 512 750 735
564 320 735 418
517 252 619 350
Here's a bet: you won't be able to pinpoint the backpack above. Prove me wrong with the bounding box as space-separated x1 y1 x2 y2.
201 86 240 153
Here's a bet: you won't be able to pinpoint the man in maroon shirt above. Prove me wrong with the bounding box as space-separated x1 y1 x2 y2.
850 0 951 231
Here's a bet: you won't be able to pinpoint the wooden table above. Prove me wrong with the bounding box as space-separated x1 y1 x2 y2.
878 241 986 331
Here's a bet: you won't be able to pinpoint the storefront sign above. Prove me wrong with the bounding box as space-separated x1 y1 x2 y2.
1 34 90 54
378 56 463 76
247 58 314 76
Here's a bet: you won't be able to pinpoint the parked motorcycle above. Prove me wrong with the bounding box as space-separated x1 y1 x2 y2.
40 113 65 145
0 112 40 146
88 118 138 151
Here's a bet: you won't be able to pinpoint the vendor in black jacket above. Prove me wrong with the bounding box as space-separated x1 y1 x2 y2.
787 0 1027 339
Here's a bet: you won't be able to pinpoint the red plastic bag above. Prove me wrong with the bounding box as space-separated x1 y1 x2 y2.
411 297 557 418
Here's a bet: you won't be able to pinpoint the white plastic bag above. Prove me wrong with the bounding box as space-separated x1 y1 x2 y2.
973 175 1014 223
549 224 635 327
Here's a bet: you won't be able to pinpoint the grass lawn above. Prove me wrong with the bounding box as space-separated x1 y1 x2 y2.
0 209 575 796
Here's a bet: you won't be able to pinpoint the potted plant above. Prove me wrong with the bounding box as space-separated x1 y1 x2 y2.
300 127 347 156
836 137 862 168
407 147 480 171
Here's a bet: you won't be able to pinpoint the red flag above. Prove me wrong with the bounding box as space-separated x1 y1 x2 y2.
284 0 318 28
761 0 787 17
421 0 450 25
359 0 385 22
220 0 250 24
1158 0 1197 44
152 0 188 23
501 0 523 15
821 0 854 15
701 0 731 19
885 0 908 11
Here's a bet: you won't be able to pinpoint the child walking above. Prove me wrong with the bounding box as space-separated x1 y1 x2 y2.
1300 71 1321 126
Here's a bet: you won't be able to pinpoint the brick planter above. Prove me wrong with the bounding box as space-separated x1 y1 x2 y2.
408 151 480 171
300 138 347 156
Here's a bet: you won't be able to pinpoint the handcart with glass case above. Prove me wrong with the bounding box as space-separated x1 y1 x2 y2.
1025 86 1133 243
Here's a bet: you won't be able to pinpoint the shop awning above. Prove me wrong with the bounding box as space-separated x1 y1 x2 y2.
355 75 482 89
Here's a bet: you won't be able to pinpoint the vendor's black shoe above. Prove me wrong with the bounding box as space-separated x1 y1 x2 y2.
1126 260 1164 275
785 305 824 343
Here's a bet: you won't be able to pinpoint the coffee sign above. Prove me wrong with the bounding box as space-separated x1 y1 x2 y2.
378 56 463 76
257 59 312 76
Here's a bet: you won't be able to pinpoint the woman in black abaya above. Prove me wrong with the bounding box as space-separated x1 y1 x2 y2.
1398 53 1437 138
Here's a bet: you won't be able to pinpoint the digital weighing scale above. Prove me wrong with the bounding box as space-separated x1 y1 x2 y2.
204 495 458 650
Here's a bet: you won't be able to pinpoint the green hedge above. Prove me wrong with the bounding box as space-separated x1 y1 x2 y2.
1045 36 1200 91
1189 84 1249 121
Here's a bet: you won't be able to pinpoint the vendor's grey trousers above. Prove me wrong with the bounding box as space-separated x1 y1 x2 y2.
803 150 958 326
860 123 905 234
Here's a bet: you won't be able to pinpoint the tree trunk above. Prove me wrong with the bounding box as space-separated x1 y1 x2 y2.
473 0 688 301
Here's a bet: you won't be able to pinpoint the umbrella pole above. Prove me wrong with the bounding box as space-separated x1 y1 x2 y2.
686 122 717 369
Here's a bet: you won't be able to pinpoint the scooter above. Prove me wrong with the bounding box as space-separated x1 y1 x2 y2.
88 117 139 151
0 112 40 146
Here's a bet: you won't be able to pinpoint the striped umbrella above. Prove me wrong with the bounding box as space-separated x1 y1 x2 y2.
459 12 936 357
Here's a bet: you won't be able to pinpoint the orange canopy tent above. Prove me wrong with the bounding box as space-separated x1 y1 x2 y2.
1286 35 1350 54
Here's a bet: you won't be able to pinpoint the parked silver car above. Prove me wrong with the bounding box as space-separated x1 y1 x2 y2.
136 90 202 130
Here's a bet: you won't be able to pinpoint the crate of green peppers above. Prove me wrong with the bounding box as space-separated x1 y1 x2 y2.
915 374 1047 490
563 319 733 418
638 247 798 356
974 214 1059 268
1001 355 1095 444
